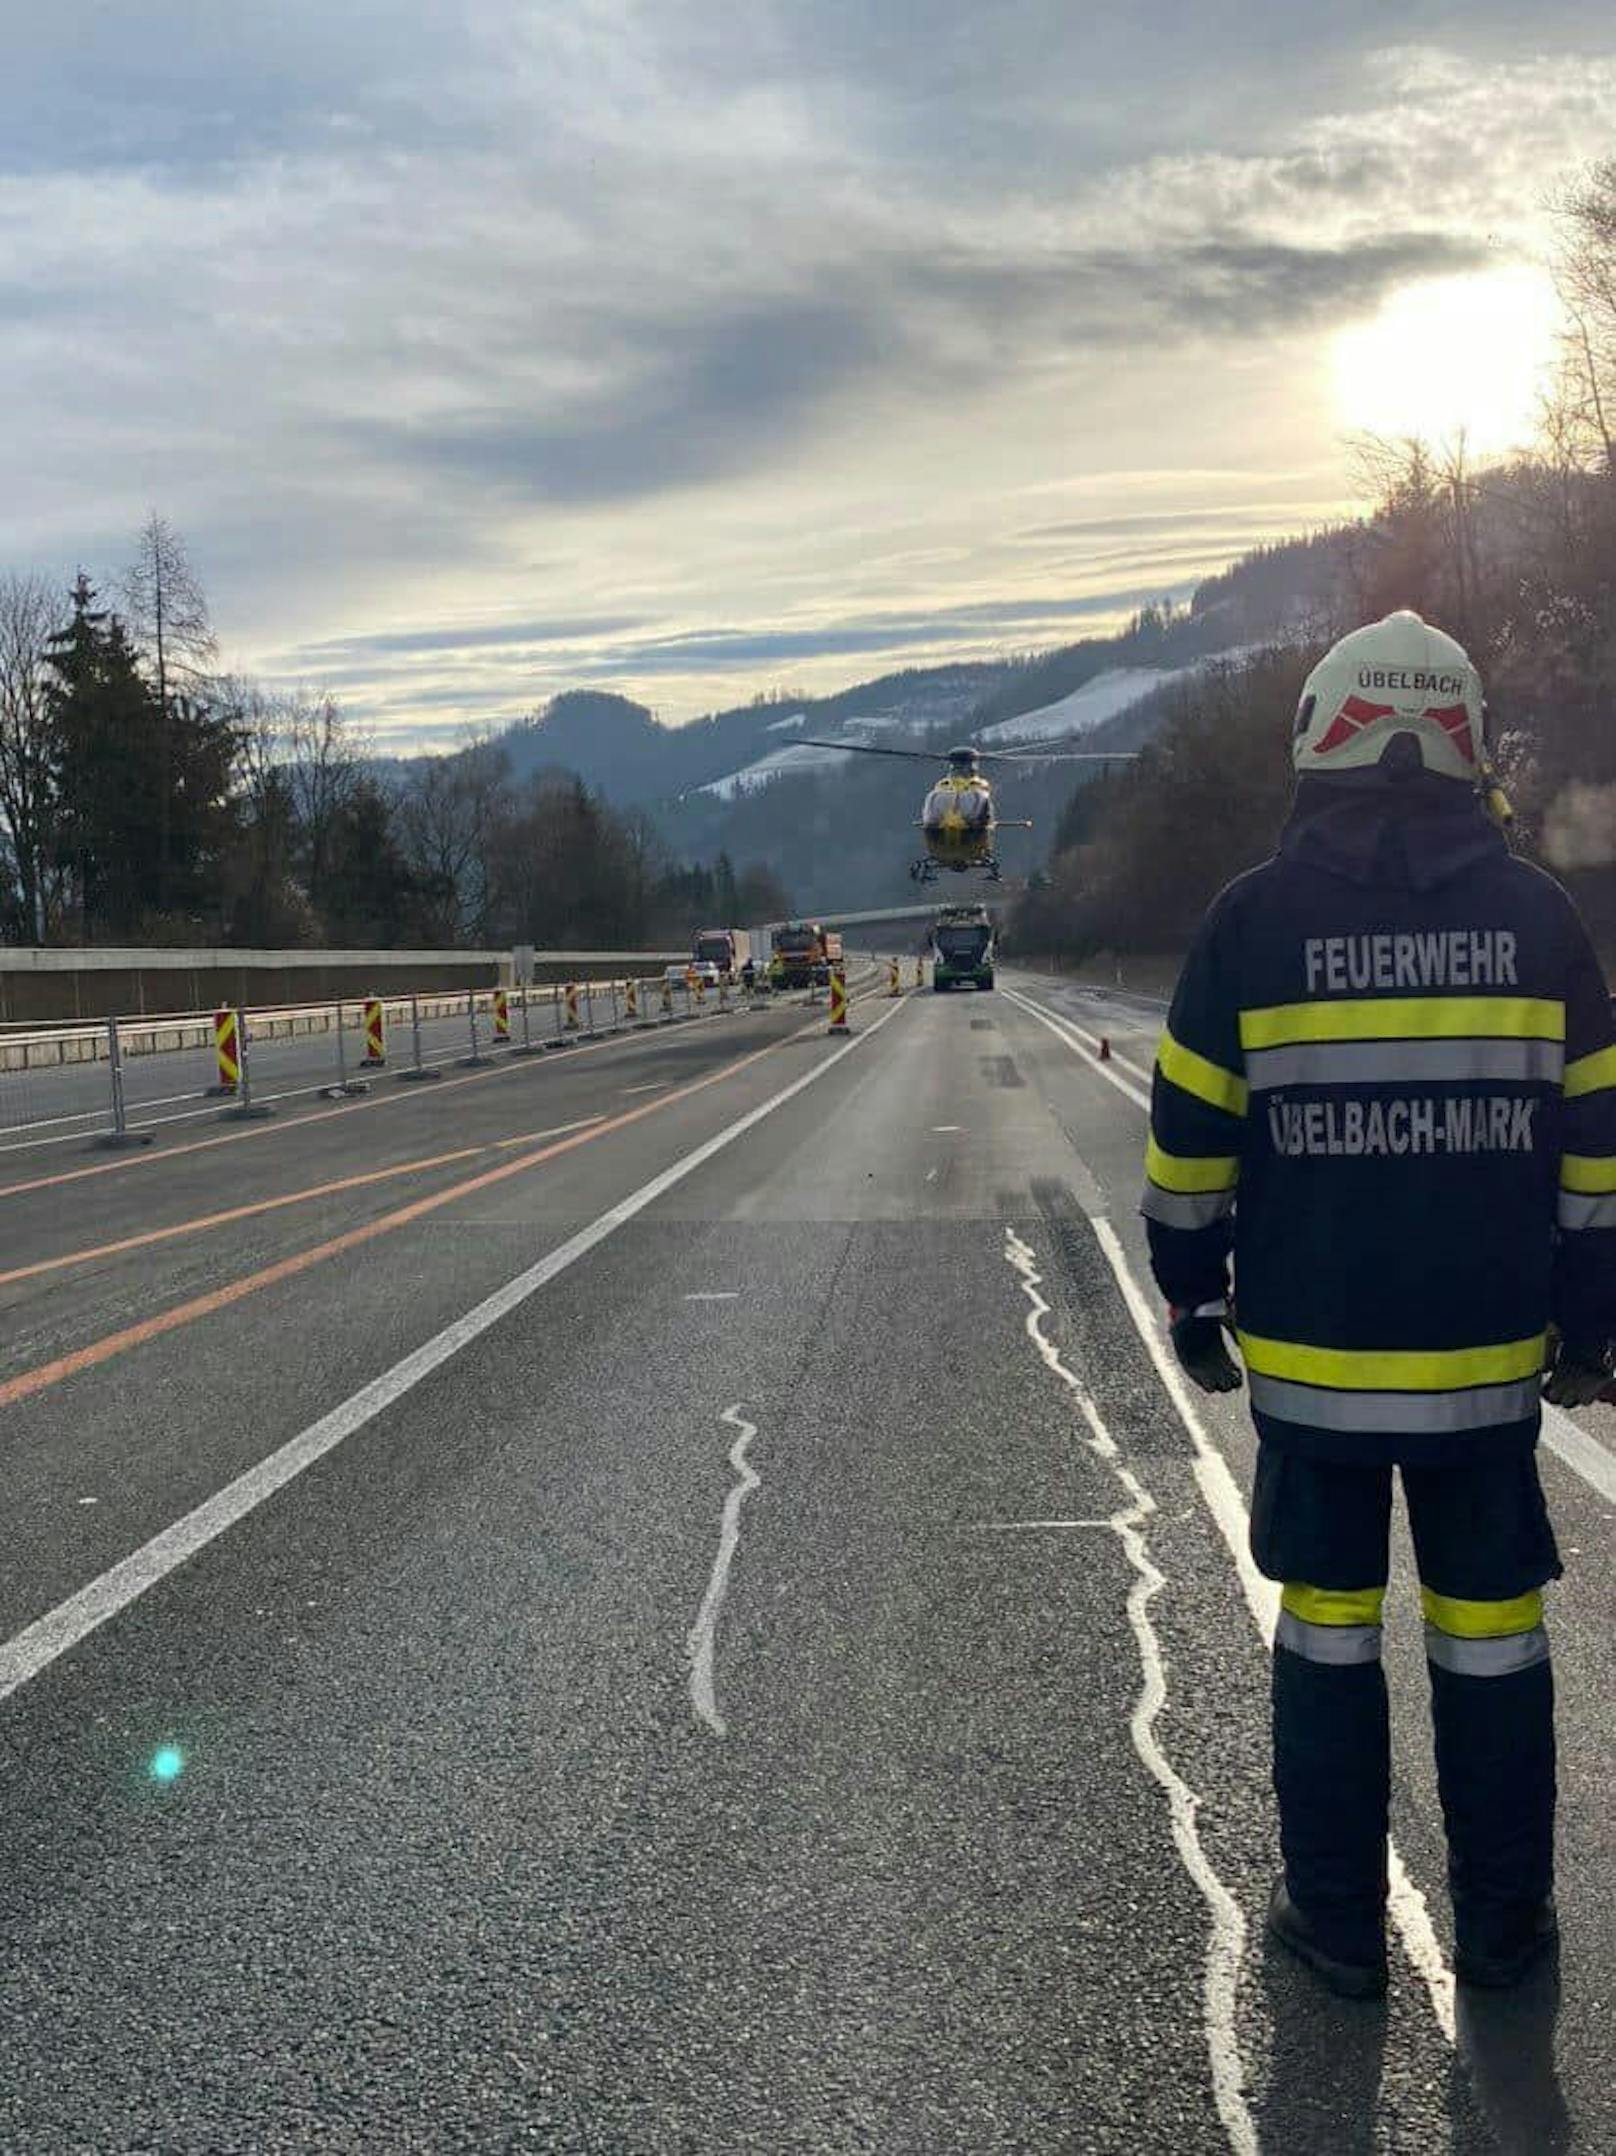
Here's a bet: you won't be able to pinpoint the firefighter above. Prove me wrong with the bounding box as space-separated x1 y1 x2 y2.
1143 611 1616 1997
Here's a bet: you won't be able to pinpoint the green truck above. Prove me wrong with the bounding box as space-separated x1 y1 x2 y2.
932 906 995 991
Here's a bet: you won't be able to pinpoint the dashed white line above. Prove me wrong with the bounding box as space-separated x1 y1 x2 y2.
1004 1227 1257 2156
687 1405 762 1738
685 1291 741 1302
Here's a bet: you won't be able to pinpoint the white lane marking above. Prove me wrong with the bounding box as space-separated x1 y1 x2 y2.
1008 981 1158 1086
685 1291 740 1302
1004 1228 1257 2156
0 997 909 1707
931 1124 963 1132
1002 987 1152 1111
494 1117 605 1149
622 1081 668 1095
1541 1401 1616 1504
1090 1215 1458 2045
686 1405 762 1738
925 1167 939 1183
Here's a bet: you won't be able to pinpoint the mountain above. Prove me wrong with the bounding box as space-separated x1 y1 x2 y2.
388 519 1360 912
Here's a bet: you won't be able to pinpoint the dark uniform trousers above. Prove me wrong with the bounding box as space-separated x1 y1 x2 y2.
1251 1445 1559 1964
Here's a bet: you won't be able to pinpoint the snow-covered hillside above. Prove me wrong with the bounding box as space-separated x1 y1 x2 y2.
979 667 1178 745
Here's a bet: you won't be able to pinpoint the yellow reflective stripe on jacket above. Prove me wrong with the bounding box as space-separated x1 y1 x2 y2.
1236 1331 1547 1393
1145 1135 1240 1195
1421 1587 1544 1639
1239 996 1565 1051
1281 1583 1386 1628
1155 1027 1248 1117
1564 1042 1616 1099
1560 1153 1616 1195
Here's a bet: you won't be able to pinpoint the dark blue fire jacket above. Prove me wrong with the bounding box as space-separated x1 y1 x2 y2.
1143 772 1616 1465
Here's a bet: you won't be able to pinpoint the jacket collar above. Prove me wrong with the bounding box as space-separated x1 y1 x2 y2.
1279 770 1507 893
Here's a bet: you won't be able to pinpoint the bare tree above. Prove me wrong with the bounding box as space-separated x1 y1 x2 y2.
121 515 218 915
1552 160 1616 477
0 571 61 940
395 741 512 943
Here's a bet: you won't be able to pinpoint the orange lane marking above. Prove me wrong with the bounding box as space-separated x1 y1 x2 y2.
0 1010 730 1205
0 1027 793 1412
0 1143 492 1291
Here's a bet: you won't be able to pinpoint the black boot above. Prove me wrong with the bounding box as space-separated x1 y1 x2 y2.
1266 1880 1388 1999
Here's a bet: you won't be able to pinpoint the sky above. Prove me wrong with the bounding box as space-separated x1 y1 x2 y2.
1 3 1613 750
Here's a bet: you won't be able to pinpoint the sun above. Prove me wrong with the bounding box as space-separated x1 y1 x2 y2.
1331 265 1562 457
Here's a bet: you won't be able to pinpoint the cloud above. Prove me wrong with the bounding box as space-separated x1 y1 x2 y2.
0 10 1614 736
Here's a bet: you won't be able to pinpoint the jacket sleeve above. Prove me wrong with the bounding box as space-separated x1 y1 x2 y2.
1553 909 1616 1354
1142 892 1248 1312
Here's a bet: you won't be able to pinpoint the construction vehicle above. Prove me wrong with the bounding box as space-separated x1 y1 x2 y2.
932 905 996 992
769 921 828 991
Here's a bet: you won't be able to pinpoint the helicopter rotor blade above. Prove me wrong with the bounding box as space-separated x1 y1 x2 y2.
789 738 944 763
977 748 1141 764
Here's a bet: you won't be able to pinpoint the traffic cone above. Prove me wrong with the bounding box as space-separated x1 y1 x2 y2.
1098 1036 1112 1062
361 995 387 1067
565 983 580 1031
492 988 511 1043
887 960 901 997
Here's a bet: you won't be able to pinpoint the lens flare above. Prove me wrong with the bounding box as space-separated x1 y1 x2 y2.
149 1746 185 1783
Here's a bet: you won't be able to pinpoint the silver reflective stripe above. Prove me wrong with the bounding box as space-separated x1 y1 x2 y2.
1424 1623 1550 1677
1139 1183 1237 1230
1249 1371 1542 1433
1558 1189 1616 1231
1245 1038 1564 1092
1276 1609 1383 1665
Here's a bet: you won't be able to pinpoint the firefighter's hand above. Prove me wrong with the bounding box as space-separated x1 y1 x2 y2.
1169 1311 1243 1394
1542 1340 1613 1409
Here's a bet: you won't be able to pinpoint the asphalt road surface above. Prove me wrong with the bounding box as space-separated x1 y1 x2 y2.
1 967 1610 2153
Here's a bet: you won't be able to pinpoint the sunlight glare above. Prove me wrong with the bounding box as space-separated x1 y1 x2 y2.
1331 266 1561 455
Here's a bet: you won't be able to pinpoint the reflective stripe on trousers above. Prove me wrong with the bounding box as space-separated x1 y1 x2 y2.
1276 1582 1385 1665
1421 1585 1551 1676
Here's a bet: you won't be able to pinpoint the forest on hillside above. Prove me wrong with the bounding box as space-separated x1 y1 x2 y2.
0 540 789 951
1012 162 1616 963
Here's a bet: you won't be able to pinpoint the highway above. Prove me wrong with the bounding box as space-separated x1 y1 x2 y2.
0 968 1610 2152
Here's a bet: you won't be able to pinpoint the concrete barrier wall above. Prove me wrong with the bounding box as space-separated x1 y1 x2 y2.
0 947 685 1024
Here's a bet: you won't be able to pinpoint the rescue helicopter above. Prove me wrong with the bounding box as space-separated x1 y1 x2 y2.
790 738 1136 882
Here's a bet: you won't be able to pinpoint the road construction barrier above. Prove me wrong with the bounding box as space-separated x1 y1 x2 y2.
887 959 901 997
661 976 674 1020
914 955 924 988
565 983 581 1031
694 975 707 1008
220 1008 272 1121
492 988 511 1042
397 992 443 1083
210 1006 240 1095
461 989 493 1068
828 966 851 1036
719 975 731 1012
362 996 386 1067
625 977 640 1023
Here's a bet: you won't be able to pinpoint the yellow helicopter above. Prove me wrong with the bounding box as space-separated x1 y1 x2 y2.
793 739 1135 882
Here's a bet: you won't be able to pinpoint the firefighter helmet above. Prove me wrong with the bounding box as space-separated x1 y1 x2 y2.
1293 611 1485 782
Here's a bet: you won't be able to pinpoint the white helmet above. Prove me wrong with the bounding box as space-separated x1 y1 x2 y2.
1293 611 1484 782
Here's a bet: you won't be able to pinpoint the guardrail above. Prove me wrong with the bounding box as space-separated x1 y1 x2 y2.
0 957 895 1157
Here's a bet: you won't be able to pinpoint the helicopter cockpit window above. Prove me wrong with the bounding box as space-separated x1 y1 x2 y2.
924 783 992 828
